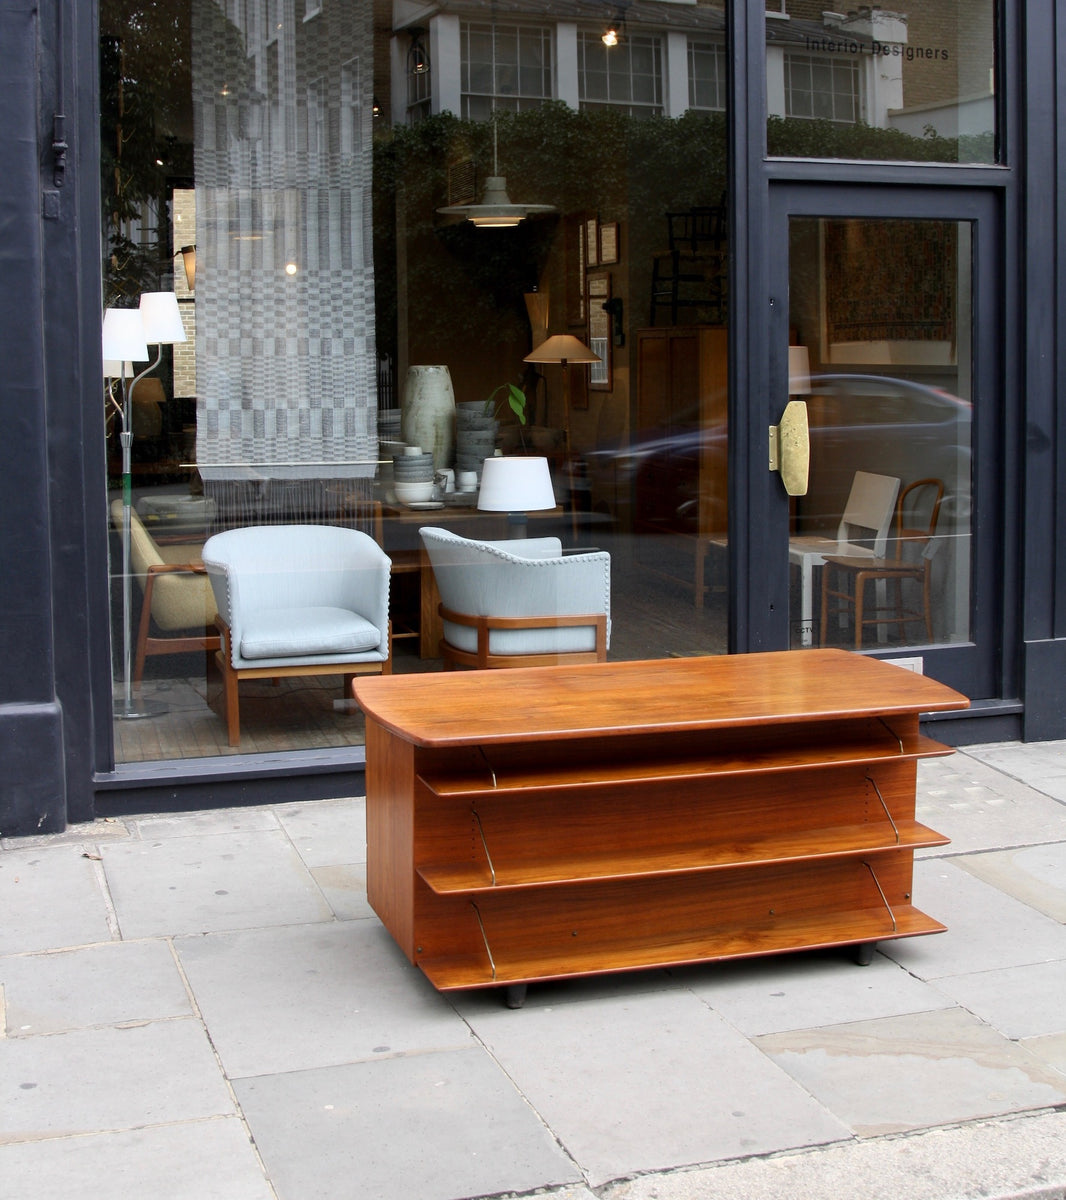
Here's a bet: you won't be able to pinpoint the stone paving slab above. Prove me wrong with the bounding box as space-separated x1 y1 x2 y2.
455 984 849 1188
679 945 954 1036
0 1019 234 1143
1 940 191 1035
174 921 473 1079
0 844 113 955
100 828 333 938
234 1046 582 1200
880 858 1066 979
753 1007 1066 1137
0 1117 276 1200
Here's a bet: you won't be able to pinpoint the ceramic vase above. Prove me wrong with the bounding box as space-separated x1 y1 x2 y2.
401 365 455 472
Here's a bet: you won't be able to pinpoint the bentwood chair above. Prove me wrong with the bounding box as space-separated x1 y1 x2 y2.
820 477 945 648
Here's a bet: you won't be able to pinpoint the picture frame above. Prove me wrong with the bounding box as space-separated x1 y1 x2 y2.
598 222 619 265
586 271 612 392
585 216 599 268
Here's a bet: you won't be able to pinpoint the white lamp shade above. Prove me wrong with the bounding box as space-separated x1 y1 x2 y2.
102 308 149 365
788 346 812 395
139 291 187 344
103 359 134 379
477 456 556 513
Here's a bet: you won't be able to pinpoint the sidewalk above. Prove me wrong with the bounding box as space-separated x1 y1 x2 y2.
3 739 1066 1200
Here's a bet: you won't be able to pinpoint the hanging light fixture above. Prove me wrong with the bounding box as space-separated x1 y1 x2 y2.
437 118 555 228
407 27 430 76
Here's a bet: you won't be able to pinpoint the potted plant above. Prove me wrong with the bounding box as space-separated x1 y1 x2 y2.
484 381 528 425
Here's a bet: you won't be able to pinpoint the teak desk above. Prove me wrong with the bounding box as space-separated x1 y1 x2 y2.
354 650 969 1006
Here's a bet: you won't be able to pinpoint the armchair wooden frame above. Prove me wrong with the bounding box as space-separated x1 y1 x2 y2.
213 615 392 747
438 605 607 670
820 477 945 648
135 561 221 682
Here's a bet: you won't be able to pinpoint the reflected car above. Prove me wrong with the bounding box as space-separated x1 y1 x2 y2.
585 373 972 536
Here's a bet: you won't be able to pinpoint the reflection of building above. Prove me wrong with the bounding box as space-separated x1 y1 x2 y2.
392 1 994 143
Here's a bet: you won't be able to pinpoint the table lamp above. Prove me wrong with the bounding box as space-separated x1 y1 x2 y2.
477 455 556 537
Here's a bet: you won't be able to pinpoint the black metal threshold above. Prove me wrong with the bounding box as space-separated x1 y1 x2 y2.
93 745 368 817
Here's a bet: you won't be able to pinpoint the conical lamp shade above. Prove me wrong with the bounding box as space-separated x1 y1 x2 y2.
524 334 600 365
139 291 187 344
102 308 149 364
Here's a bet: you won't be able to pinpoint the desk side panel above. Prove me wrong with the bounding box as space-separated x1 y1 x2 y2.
365 719 417 959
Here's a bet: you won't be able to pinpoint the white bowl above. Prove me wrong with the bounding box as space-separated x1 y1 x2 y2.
394 481 436 504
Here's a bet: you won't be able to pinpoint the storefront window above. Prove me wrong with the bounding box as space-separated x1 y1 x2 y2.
767 1 998 164
99 0 731 763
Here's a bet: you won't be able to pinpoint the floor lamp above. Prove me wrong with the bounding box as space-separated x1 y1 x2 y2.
103 293 187 719
524 334 600 540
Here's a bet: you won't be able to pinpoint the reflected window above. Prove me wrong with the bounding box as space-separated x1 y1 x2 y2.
784 53 860 124
688 39 727 112
578 32 663 116
461 23 552 119
768 1 998 164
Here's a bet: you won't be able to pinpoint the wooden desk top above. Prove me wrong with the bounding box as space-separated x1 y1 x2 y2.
353 650 969 748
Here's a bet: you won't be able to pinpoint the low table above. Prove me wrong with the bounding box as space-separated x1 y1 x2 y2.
354 650 968 1006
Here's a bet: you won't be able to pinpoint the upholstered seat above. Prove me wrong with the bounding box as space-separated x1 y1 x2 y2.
419 527 610 669
202 524 392 745
110 498 220 682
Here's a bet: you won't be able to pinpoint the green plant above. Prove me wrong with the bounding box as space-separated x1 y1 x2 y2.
484 382 528 425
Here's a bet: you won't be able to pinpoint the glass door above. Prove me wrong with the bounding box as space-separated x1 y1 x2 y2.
766 186 1002 700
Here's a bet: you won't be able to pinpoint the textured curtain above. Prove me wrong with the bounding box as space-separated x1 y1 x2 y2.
192 0 377 493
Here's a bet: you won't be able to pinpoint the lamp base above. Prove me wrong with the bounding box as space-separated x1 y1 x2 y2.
113 694 169 721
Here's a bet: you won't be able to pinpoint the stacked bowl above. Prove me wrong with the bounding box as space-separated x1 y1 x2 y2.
455 401 499 482
392 448 436 504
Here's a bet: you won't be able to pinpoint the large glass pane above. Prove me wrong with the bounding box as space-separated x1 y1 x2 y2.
787 218 972 650
99 0 730 763
767 1 997 164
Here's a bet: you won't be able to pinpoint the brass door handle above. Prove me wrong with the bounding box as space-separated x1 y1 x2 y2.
768 400 810 496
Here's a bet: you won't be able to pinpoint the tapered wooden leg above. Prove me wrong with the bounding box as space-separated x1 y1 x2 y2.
223 662 240 747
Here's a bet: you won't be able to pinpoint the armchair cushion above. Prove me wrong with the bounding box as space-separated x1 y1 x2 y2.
239 606 383 660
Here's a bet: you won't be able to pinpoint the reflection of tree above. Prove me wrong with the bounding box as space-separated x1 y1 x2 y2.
373 104 729 387
767 115 992 164
98 1 200 304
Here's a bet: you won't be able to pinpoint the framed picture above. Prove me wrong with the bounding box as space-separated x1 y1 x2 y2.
566 215 586 324
599 222 619 265
585 216 599 268
586 271 612 392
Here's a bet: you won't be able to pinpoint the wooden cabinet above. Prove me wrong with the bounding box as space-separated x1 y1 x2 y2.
634 326 727 603
355 650 968 1003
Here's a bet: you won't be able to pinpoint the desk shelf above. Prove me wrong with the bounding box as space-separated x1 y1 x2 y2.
356 651 968 1002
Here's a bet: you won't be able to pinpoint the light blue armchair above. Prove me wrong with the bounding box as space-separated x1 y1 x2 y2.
419 527 610 669
202 524 392 745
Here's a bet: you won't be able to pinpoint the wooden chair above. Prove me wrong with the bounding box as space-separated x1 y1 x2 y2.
111 500 220 682
649 204 727 326
419 527 610 670
820 478 945 648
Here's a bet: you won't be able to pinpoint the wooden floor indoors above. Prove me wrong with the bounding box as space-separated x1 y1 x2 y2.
112 543 729 764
